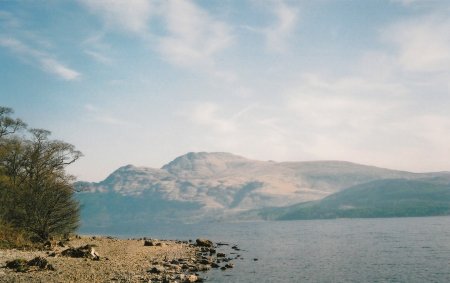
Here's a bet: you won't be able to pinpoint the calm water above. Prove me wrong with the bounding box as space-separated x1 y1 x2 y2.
82 217 450 282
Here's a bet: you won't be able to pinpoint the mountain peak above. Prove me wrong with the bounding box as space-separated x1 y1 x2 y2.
161 152 251 178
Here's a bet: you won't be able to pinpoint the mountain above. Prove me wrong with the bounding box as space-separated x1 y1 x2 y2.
255 179 450 220
75 152 450 232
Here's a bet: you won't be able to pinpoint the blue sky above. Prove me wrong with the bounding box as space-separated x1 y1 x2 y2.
1 0 450 181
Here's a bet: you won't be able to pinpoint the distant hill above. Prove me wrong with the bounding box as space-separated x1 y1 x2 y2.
255 179 450 220
74 152 450 231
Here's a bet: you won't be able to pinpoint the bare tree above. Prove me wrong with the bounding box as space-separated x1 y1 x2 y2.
0 108 26 221
1 107 82 241
0 107 26 139
12 129 82 240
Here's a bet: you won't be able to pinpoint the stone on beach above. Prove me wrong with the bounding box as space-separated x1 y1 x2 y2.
61 245 100 260
195 238 213 247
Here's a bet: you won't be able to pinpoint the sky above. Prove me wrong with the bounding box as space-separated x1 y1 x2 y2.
1 0 450 182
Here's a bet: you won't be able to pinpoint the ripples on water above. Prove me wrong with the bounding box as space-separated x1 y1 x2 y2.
82 216 450 282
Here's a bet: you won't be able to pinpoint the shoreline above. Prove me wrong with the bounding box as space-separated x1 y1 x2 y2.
0 235 236 282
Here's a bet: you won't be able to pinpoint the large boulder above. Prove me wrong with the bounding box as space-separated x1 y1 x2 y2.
195 238 213 247
144 240 155 246
61 245 100 260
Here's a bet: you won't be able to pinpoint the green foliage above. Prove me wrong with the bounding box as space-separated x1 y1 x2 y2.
0 106 81 243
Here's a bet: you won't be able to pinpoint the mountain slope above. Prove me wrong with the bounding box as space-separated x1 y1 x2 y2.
257 179 450 220
75 152 450 230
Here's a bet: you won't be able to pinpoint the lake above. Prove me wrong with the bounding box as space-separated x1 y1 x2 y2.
80 216 450 282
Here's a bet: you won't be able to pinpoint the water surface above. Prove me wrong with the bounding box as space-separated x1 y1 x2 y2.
81 216 450 282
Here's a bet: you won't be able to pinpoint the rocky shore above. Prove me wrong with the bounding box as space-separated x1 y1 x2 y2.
0 236 238 282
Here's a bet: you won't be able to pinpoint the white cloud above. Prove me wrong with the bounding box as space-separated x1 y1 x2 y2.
0 11 20 28
382 15 450 73
84 49 113 65
158 0 233 68
391 0 447 8
81 33 115 65
265 1 298 52
40 58 80 80
84 104 98 112
79 0 153 34
392 0 423 5
84 104 134 127
189 102 236 134
182 101 299 162
79 0 234 78
280 71 450 171
286 74 407 132
0 37 80 80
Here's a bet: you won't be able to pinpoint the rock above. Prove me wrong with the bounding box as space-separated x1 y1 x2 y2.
6 257 55 272
144 240 155 246
6 259 29 272
189 265 199 272
43 241 52 249
199 259 210 265
210 262 220 268
171 265 182 272
195 238 213 247
209 248 216 255
185 274 198 282
220 266 227 271
197 264 210 271
148 266 163 274
225 263 234 269
27 256 55 271
217 253 226 257
28 257 50 269
144 240 166 247
61 245 100 260
253 258 258 261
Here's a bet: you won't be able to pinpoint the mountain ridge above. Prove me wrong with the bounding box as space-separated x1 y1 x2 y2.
74 152 450 231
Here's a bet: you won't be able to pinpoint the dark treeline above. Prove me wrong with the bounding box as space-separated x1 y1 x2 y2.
0 106 82 246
